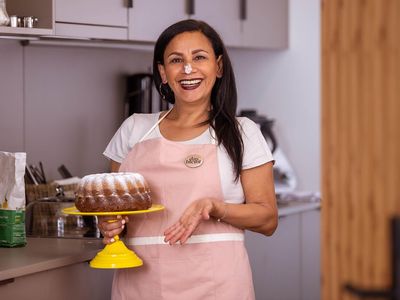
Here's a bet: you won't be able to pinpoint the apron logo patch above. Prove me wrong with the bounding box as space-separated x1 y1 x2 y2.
184 154 203 168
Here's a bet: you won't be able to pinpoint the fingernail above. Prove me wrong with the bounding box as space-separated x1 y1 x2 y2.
122 225 125 229
110 238 115 243
122 219 126 225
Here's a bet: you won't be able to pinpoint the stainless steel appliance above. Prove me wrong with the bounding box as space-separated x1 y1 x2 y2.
125 73 169 117
25 197 100 239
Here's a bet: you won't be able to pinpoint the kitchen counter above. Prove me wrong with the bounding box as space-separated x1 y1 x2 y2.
0 237 104 282
0 201 320 284
278 201 321 217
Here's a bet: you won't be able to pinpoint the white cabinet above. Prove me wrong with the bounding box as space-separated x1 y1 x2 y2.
242 0 288 49
54 0 128 40
245 208 320 300
128 0 187 42
190 0 242 47
246 213 301 300
300 209 321 300
192 0 288 49
1 0 288 49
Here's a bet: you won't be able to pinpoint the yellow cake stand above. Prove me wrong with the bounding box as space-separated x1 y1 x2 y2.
62 204 164 269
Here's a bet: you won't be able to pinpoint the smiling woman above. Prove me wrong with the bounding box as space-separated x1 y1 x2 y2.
101 19 277 300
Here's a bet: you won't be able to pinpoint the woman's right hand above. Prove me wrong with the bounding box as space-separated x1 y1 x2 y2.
97 215 129 244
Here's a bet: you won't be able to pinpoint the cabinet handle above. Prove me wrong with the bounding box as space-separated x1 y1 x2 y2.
186 0 195 15
240 0 247 20
127 0 133 8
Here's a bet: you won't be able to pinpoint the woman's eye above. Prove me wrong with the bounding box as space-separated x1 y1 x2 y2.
194 55 206 61
170 58 183 63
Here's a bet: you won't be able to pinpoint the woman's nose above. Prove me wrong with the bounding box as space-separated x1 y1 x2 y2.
183 63 193 75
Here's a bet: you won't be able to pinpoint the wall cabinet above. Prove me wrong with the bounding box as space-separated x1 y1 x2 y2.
128 0 188 42
2 0 53 36
245 208 320 300
192 0 288 49
242 0 288 49
189 0 242 47
0 0 288 49
54 0 128 40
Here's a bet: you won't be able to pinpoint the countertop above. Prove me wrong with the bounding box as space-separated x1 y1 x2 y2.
278 201 321 217
0 238 104 282
0 201 320 283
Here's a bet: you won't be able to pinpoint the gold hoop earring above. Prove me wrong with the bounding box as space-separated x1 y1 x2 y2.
159 83 167 101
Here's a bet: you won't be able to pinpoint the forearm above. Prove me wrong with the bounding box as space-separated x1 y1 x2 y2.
210 199 278 236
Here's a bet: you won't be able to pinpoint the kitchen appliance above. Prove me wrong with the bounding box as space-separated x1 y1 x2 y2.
239 109 297 193
125 73 169 117
239 109 278 153
25 196 99 239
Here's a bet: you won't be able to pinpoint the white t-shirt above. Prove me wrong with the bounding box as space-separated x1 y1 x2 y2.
103 113 274 204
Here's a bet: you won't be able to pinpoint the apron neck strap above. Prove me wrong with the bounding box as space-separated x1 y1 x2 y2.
139 108 218 145
139 108 173 142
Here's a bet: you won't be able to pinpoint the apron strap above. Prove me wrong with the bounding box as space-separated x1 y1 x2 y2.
126 233 244 246
139 108 173 143
139 107 217 145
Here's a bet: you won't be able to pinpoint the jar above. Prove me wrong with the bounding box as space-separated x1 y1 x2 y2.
0 0 10 26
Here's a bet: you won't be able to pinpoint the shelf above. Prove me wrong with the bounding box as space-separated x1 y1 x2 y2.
0 26 53 36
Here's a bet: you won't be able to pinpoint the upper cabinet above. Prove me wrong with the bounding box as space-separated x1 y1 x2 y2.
241 0 288 49
1 0 53 36
0 0 288 49
189 0 242 48
54 0 128 40
193 0 288 49
128 0 188 42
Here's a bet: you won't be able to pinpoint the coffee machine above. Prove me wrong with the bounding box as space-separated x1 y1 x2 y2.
239 109 297 193
125 73 169 117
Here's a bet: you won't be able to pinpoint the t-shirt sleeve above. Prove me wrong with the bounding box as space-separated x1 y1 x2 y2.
239 117 274 169
103 115 136 163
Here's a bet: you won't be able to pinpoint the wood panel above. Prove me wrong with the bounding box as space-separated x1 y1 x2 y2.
321 0 400 299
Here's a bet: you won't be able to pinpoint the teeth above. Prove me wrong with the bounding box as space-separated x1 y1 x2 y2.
180 79 201 85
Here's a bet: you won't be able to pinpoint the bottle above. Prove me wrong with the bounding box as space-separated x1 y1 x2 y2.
0 0 10 26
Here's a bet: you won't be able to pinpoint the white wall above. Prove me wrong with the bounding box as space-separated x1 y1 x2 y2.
230 0 321 191
0 40 153 180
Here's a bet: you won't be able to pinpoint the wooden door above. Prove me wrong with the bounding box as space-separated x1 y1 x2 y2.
322 0 400 300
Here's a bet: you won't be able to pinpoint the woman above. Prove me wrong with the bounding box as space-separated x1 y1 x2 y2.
100 19 278 300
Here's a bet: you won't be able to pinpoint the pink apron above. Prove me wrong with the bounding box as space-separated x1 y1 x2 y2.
113 112 255 300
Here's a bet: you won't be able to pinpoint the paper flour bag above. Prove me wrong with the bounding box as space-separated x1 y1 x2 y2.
0 151 27 247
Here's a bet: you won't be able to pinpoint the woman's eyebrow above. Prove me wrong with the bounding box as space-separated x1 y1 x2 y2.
167 49 209 58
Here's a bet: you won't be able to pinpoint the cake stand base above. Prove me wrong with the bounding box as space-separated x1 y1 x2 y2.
90 237 143 269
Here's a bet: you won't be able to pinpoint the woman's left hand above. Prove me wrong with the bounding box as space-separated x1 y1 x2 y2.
163 198 214 245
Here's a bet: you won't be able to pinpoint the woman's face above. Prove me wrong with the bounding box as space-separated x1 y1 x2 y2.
158 31 223 106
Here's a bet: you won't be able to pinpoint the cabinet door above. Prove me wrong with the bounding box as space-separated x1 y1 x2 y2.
0 263 113 299
300 209 321 300
55 0 128 27
245 214 301 300
241 0 288 49
191 0 241 47
128 0 187 42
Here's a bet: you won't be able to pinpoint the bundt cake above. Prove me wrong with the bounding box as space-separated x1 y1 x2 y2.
75 173 152 212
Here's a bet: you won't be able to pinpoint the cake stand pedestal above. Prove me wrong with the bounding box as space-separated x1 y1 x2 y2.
62 204 164 269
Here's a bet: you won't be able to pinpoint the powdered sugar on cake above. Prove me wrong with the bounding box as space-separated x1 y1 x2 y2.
75 172 152 212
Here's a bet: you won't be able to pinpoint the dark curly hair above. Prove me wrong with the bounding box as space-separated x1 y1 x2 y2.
153 19 243 181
